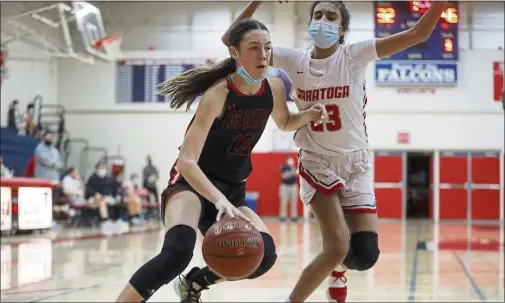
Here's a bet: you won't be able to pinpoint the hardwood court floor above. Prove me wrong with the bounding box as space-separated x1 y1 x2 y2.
1 219 503 302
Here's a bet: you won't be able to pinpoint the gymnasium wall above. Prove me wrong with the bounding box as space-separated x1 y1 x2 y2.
54 2 504 206
0 40 58 126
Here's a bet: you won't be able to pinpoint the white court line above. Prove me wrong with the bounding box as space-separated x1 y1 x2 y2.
471 184 500 190
439 183 500 190
374 182 403 188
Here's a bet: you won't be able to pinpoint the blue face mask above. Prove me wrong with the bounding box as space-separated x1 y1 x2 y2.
234 50 275 85
308 20 341 49
237 66 266 85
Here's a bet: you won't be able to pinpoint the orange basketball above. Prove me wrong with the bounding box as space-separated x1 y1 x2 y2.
202 216 264 280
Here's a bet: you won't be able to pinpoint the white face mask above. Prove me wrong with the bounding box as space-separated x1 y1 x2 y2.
286 158 295 166
96 169 107 177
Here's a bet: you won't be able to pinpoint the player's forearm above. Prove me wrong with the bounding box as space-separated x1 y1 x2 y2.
177 158 226 204
221 1 263 46
411 1 448 41
282 110 314 132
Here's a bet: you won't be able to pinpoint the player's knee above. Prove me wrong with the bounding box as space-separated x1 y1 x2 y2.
343 231 380 271
158 225 197 282
128 225 196 298
323 230 350 264
248 232 277 279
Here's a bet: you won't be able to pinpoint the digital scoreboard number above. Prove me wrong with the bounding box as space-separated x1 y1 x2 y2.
374 1 459 61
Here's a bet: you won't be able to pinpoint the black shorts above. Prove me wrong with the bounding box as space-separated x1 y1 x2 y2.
160 177 247 235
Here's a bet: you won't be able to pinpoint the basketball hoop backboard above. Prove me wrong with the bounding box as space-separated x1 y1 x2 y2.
72 1 111 61
2 1 115 63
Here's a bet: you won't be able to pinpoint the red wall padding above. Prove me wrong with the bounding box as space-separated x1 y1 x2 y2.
471 156 500 184
247 152 303 217
374 155 403 219
374 156 403 183
439 156 467 184
471 155 500 220
439 155 468 220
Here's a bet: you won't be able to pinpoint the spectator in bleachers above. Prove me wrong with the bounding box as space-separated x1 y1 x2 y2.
86 162 128 235
120 172 143 225
0 155 13 178
6 99 20 130
23 103 36 137
142 155 159 203
62 167 85 206
34 131 62 183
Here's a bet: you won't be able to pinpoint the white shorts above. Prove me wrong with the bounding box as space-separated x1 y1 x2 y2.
297 148 376 214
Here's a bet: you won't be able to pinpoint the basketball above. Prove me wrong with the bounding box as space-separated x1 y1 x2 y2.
202 216 264 280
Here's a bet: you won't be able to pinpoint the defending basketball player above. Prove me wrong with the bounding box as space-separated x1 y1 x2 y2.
115 19 327 303
221 1 449 302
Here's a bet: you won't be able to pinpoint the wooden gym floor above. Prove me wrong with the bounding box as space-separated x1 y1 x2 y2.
1 219 503 302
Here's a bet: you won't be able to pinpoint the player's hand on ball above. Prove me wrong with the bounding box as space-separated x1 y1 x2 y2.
308 103 328 126
215 199 250 222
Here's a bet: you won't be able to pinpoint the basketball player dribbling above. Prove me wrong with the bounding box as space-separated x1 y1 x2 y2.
223 1 449 302
115 19 328 303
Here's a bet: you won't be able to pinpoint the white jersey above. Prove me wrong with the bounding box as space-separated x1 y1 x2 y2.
273 39 379 155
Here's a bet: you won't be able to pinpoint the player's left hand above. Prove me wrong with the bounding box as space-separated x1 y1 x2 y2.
307 103 328 126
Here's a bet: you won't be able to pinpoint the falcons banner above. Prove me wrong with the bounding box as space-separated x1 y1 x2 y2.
493 61 504 102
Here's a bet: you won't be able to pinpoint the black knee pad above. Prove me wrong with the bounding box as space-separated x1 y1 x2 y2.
158 224 197 278
129 225 196 299
342 231 380 271
248 232 277 279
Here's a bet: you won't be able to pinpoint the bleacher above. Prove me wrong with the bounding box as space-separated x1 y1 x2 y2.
1 96 159 234
0 127 39 176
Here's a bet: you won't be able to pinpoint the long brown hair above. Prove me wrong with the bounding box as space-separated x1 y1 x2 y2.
158 19 269 111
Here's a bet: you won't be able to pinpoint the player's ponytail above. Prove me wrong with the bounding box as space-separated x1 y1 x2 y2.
158 19 269 111
158 58 236 111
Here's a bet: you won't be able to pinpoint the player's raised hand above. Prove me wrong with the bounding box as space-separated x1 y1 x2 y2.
308 103 328 126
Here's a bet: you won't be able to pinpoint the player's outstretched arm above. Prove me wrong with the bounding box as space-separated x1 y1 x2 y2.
268 77 327 132
375 0 448 59
221 1 263 46
176 81 228 204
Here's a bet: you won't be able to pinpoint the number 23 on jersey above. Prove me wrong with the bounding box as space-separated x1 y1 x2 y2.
311 104 342 132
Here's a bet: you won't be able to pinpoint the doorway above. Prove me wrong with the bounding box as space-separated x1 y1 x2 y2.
406 152 432 219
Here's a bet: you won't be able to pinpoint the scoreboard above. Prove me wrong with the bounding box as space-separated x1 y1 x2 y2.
374 1 459 61
374 1 459 86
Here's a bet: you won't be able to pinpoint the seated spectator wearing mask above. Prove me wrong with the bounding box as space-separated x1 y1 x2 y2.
117 172 142 225
34 132 62 184
85 162 112 233
86 162 128 235
62 167 85 206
